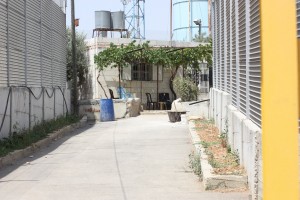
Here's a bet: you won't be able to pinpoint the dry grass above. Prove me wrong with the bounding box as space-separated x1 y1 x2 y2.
194 119 245 176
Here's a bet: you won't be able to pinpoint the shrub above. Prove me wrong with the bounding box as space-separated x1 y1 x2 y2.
173 77 199 101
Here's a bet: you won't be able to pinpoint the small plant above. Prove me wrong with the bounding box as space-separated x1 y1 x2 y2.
231 149 240 164
220 118 229 148
0 115 80 157
173 77 199 101
189 151 202 179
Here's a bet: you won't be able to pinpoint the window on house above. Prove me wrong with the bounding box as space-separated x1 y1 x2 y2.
131 63 152 81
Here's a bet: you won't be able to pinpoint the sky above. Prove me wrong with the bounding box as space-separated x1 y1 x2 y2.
66 0 171 41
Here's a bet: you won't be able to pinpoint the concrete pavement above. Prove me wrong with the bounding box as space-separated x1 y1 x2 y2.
0 114 249 200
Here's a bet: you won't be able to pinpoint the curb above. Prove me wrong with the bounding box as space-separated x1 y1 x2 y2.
187 119 248 190
140 110 168 115
0 116 88 169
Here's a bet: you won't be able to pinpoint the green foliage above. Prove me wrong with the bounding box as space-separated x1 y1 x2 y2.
93 41 212 99
0 115 80 157
173 77 199 101
66 28 89 86
193 33 212 43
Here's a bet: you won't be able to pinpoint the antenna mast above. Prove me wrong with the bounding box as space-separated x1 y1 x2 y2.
122 0 145 39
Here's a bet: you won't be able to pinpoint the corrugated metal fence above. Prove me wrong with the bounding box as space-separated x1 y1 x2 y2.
0 0 66 88
211 0 261 127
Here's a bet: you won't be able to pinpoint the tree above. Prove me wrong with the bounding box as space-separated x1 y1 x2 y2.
66 28 88 87
193 33 212 43
94 41 212 100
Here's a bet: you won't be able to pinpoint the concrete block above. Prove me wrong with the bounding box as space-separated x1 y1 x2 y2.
221 92 231 133
30 88 44 126
54 89 64 117
78 99 100 121
232 111 247 164
216 90 222 130
241 120 257 192
11 88 29 133
227 105 237 148
44 87 55 121
113 99 127 119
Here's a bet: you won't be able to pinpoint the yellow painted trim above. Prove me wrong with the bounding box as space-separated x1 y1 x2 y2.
260 1 299 199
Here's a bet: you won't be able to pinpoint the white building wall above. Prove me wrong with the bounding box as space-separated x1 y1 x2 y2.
83 37 199 107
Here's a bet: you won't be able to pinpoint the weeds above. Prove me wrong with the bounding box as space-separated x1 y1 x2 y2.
189 151 202 179
0 115 80 157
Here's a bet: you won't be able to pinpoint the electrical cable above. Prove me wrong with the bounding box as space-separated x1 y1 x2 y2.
57 86 69 115
45 87 55 98
27 87 44 100
18 86 43 100
0 88 12 135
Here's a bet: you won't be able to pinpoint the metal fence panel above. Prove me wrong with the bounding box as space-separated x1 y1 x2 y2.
231 0 237 106
0 0 66 88
226 0 231 94
249 0 261 126
8 1 26 86
220 0 225 91
212 0 261 127
0 3 8 87
238 0 247 115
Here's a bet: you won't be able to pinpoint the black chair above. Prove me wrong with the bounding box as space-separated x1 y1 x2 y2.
146 93 158 110
159 93 172 110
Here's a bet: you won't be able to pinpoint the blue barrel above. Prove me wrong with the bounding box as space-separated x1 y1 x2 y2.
100 99 115 122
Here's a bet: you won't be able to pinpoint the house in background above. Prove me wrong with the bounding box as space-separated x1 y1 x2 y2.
81 37 200 109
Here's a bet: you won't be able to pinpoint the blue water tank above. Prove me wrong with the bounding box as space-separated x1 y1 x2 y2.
99 99 115 122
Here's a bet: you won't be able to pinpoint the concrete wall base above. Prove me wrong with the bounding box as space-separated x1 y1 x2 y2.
209 88 262 200
0 87 71 139
188 120 248 191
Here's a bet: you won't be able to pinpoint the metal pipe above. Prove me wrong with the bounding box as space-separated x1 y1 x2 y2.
188 99 210 105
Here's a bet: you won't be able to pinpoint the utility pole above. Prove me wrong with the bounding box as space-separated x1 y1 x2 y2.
170 0 172 42
71 0 78 115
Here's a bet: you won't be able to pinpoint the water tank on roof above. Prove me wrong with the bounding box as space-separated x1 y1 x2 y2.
111 11 125 30
95 11 111 29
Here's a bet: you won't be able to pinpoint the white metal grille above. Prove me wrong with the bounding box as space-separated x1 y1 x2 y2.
216 0 220 90
0 0 66 88
212 2 217 89
8 0 26 86
249 0 261 126
238 0 247 115
220 0 225 91
0 1 8 87
226 0 231 94
231 0 237 106
212 0 262 127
